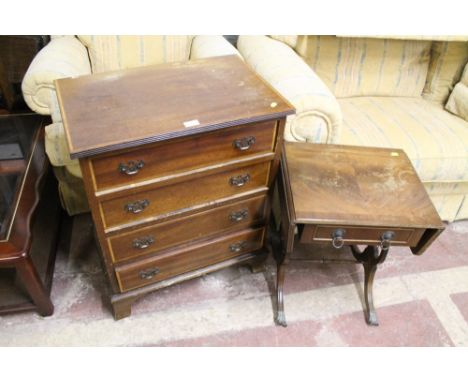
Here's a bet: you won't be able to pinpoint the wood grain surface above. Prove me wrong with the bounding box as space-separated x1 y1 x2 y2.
115 227 265 292
56 55 294 159
90 120 277 191
283 142 444 229
100 161 271 230
108 195 267 263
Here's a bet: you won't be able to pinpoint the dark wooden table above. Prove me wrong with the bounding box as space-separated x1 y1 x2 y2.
0 114 61 316
275 142 445 326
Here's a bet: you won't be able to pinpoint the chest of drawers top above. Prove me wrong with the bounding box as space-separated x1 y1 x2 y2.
55 55 294 159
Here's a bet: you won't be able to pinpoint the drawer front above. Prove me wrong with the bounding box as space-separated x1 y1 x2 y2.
301 225 425 247
91 120 277 191
115 227 265 292
101 161 270 230
108 195 267 263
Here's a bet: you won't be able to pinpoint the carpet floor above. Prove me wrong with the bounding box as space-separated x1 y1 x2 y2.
1 214 467 346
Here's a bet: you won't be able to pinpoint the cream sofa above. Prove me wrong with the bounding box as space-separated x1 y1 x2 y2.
22 35 240 215
238 35 468 222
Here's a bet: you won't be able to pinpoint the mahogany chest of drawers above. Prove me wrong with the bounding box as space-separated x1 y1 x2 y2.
55 55 294 319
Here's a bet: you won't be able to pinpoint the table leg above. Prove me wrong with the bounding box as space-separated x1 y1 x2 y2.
351 245 389 326
15 257 54 316
111 296 137 320
276 253 287 327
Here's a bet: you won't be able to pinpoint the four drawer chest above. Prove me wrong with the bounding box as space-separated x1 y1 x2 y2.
55 55 294 319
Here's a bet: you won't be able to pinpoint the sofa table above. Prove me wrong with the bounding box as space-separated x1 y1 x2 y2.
275 142 445 327
55 55 294 319
0 114 61 316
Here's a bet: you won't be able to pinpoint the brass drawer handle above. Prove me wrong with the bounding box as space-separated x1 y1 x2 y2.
233 136 256 151
331 228 346 249
229 209 249 222
118 160 144 175
229 241 247 253
125 199 149 214
229 174 250 187
380 231 395 250
139 267 160 280
132 235 155 249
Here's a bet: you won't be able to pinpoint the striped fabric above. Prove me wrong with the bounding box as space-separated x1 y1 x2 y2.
422 41 468 104
237 35 342 144
338 97 468 222
427 194 468 221
338 97 468 183
190 35 241 60
293 36 432 98
269 35 298 48
52 167 89 215
446 63 468 121
21 36 92 115
77 35 194 73
337 35 468 42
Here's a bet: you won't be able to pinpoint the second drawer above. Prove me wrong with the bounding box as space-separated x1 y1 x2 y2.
100 161 270 230
107 195 267 263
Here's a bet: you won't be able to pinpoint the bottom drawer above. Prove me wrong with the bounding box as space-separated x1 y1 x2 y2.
301 225 425 247
115 227 265 292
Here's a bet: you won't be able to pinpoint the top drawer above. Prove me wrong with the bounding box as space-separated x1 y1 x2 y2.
90 120 277 191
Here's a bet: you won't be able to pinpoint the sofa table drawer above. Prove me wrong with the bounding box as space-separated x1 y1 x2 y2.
100 161 270 230
301 225 425 247
90 120 277 191
115 227 265 292
108 195 267 263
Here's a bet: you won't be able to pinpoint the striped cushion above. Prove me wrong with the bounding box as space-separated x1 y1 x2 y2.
338 97 468 183
293 36 432 98
422 41 468 104
77 35 194 73
269 35 298 48
445 63 468 121
429 193 468 222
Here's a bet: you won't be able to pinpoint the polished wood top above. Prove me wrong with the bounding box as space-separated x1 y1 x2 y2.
55 55 294 159
283 142 444 229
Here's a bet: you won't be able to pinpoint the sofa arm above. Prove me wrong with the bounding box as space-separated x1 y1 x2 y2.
190 35 242 60
237 35 342 143
22 36 91 115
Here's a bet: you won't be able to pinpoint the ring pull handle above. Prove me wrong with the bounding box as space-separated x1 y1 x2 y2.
229 241 247 253
118 160 144 175
233 136 256 151
380 231 395 250
229 174 251 187
229 209 249 222
132 235 155 249
331 228 346 249
125 199 149 214
139 267 160 280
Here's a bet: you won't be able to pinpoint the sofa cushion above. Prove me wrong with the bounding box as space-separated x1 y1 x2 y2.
445 64 468 121
77 35 194 73
292 36 431 98
422 41 468 104
338 97 468 183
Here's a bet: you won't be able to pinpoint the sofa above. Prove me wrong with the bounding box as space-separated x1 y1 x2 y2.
237 35 468 222
21 35 240 215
